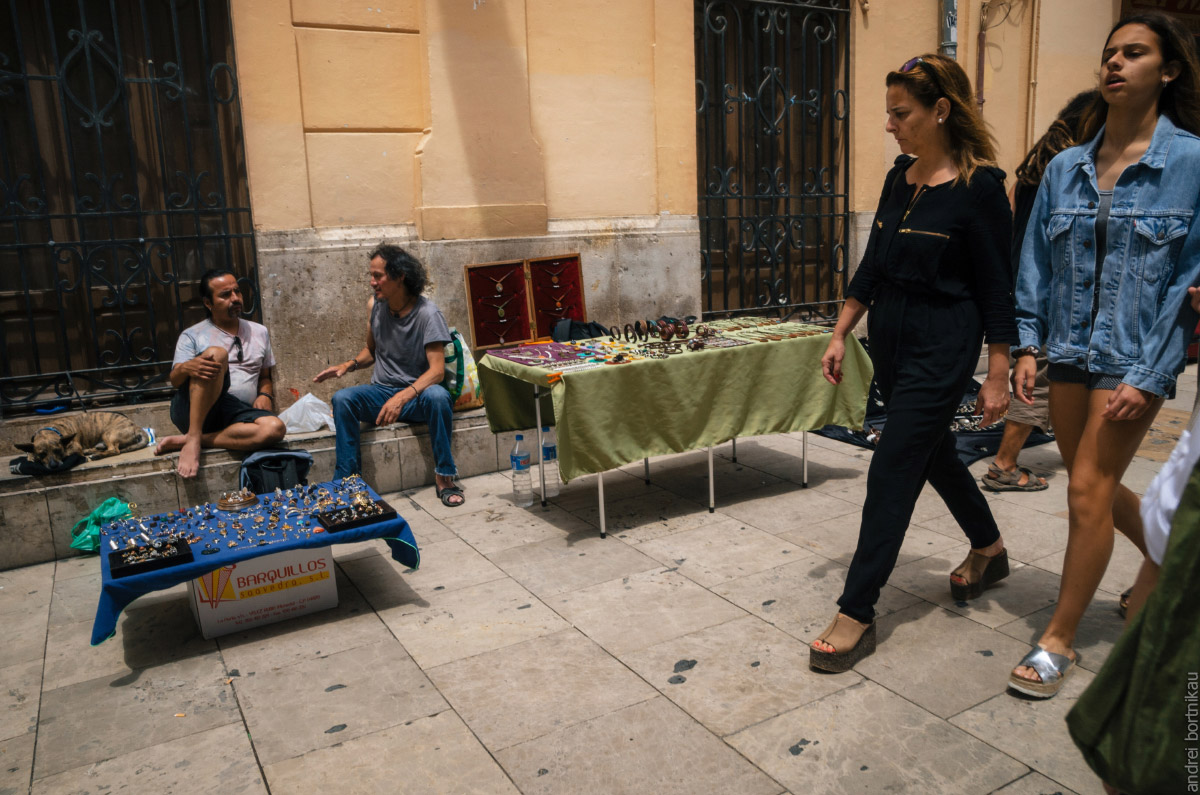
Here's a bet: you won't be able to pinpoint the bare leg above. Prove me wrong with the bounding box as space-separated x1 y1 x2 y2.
156 416 285 452
157 347 228 478
1014 386 1160 684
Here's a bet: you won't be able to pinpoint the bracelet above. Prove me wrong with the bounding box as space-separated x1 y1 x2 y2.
257 391 274 401
1012 346 1039 359
346 359 358 372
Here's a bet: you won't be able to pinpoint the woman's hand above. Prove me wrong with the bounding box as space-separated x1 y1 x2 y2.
1103 383 1156 421
975 374 1010 426
821 336 846 385
1011 355 1037 405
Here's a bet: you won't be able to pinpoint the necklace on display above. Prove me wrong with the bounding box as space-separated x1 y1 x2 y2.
481 319 512 344
537 284 574 309
485 271 511 294
482 293 518 318
542 266 567 285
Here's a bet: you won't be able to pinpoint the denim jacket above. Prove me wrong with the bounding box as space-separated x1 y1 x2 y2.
1015 114 1200 397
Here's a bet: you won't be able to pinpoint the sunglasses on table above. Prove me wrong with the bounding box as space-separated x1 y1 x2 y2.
899 56 945 99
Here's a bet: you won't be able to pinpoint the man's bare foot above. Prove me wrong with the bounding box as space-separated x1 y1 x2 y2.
154 434 186 455
176 437 202 478
1012 635 1074 684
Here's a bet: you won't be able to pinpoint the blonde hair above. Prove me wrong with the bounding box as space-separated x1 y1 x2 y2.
886 53 999 185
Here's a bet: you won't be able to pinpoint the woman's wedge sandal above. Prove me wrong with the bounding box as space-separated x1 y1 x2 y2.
1008 645 1079 698
809 614 876 673
949 548 1010 601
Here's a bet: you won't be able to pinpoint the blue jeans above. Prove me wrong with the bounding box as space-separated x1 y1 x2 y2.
331 383 457 480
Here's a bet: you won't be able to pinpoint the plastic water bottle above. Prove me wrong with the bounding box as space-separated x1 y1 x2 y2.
540 426 560 498
511 435 533 507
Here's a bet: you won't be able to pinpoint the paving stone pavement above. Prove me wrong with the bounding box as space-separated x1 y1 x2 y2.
2 366 1195 794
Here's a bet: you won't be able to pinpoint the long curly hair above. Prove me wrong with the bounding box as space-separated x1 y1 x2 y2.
1079 12 1200 141
1014 90 1099 188
886 53 998 185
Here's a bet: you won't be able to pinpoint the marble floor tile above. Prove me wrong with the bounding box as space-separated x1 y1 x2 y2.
782 521 962 570
487 531 660 597
405 470 519 519
570 489 717 545
995 593 1124 675
52 555 101 582
547 469 664 513
822 480 953 526
0 658 41 742
552 568 746 656
854 603 1034 718
43 593 215 690
621 615 861 736
951 670 1103 795
338 537 506 613
0 561 55 616
377 577 569 668
716 482 861 535
217 578 391 674
428 629 656 751
711 557 921 644
727 680 1028 795
451 501 597 556
922 501 1070 565
496 696 782 795
234 639 446 766
0 733 34 794
635 517 812 587
889 546 1063 629
32 722 265 795
263 709 520 795
990 771 1081 795
34 652 236 778
47 571 104 628
376 493 458 545
627 453 785 503
717 436 870 490
2 601 49 669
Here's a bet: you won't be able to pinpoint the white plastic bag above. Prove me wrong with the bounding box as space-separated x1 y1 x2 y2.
278 393 336 434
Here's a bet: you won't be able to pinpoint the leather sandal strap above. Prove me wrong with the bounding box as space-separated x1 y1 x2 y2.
951 550 990 583
815 614 869 653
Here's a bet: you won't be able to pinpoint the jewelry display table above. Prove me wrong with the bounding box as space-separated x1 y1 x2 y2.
90 479 418 644
477 326 872 536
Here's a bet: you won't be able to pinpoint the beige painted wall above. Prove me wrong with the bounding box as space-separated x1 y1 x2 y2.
230 0 698 236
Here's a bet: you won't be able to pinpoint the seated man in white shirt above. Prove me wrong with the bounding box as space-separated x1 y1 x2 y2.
155 270 286 477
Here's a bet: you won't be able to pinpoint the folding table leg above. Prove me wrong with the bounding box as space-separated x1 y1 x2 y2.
643 457 650 485
534 384 547 507
731 437 737 462
597 470 607 538
707 446 715 513
802 431 809 488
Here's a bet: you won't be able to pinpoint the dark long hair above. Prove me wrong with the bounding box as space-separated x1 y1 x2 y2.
1080 12 1200 141
1014 90 1099 187
368 243 428 296
886 53 999 185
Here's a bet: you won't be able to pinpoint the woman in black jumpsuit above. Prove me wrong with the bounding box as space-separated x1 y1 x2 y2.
811 54 1018 672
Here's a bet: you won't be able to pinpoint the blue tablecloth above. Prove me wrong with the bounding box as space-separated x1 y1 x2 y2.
91 481 418 644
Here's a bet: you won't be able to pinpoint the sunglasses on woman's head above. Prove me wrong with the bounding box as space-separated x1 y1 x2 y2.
900 56 945 99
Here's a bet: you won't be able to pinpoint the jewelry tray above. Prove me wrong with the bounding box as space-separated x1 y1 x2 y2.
463 253 587 350
315 499 398 533
108 539 195 579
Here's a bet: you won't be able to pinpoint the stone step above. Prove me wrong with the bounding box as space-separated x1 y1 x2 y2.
1 407 512 571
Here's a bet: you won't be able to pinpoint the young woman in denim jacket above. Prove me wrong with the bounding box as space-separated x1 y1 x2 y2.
1010 12 1200 698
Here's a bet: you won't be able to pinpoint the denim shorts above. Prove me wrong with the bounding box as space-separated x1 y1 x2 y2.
1047 363 1176 399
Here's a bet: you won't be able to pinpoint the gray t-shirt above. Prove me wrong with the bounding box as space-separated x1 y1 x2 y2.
371 296 452 388
173 318 275 405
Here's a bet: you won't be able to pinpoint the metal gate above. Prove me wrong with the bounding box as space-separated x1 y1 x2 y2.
0 0 260 416
695 0 850 320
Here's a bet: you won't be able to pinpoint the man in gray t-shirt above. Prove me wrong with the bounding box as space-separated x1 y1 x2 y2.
314 244 463 507
157 270 286 478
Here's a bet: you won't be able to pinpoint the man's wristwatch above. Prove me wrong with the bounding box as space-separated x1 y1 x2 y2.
1012 346 1039 359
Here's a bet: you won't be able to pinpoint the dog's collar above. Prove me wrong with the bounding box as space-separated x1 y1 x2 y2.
36 427 62 437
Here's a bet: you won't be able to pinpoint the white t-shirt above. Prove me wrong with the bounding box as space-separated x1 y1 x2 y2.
173 319 275 405
1141 408 1200 566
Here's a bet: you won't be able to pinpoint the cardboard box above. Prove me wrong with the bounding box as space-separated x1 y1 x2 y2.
187 546 337 639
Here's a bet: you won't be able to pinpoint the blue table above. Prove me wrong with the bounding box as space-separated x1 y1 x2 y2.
91 480 418 644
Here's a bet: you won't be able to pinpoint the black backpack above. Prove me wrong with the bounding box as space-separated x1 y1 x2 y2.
239 449 313 493
551 318 609 342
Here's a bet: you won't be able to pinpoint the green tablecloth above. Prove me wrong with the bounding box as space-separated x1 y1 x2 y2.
477 335 872 482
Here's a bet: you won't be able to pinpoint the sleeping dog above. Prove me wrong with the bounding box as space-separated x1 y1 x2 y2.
15 412 149 469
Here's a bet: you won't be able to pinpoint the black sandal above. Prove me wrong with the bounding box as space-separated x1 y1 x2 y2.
435 483 465 507
950 548 1010 600
1118 587 1133 618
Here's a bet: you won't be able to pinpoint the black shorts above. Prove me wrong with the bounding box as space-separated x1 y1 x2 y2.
1047 362 1176 400
170 373 275 434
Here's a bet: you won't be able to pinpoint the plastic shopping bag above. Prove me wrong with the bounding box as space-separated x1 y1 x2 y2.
70 497 130 552
278 393 336 433
444 327 484 411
